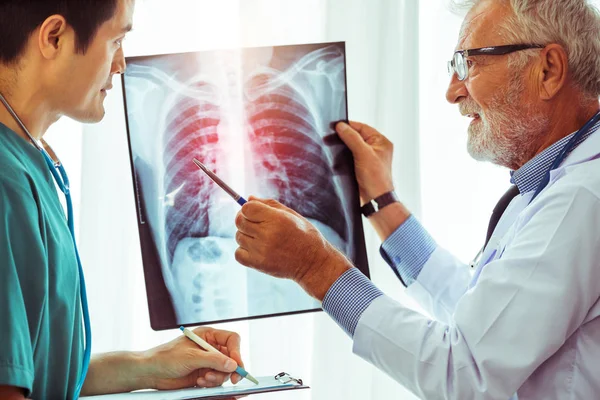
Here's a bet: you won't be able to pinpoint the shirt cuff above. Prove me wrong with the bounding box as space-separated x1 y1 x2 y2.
322 268 384 338
0 362 33 397
380 215 437 286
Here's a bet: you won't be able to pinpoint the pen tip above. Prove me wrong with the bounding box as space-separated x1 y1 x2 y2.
246 373 259 385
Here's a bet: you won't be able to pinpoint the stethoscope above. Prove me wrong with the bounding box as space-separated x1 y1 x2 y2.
0 93 91 399
469 109 600 269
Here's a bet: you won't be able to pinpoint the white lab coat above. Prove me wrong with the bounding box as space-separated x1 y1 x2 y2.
352 131 600 399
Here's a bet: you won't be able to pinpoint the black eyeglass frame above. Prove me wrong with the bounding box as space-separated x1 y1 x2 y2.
448 44 545 81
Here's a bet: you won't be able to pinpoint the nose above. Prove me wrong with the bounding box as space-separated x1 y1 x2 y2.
112 47 127 75
446 73 468 104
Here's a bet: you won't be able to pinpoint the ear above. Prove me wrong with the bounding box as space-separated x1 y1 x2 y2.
37 15 70 60
537 44 569 101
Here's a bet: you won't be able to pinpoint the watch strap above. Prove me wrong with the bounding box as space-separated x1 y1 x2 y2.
361 191 399 217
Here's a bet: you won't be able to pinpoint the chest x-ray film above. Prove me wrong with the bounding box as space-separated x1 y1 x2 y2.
122 42 369 330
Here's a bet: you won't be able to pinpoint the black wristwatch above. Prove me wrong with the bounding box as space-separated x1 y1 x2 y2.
360 191 400 217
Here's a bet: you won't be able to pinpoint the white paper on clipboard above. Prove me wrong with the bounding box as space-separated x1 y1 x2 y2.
80 374 308 399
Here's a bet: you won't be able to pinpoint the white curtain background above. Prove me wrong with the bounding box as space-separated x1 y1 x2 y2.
41 0 600 398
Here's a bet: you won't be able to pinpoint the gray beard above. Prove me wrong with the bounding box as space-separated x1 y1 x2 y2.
465 78 549 170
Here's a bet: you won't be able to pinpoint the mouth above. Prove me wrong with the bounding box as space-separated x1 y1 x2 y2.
464 113 481 125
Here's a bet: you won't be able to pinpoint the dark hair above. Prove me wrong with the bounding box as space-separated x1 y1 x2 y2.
0 0 119 64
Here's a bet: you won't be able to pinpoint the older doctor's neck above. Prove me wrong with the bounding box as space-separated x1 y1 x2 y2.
528 87 600 164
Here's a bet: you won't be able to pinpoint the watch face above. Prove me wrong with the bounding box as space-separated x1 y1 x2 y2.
122 41 370 330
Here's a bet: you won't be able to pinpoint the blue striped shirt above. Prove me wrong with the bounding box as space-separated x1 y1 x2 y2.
510 123 599 192
322 120 600 337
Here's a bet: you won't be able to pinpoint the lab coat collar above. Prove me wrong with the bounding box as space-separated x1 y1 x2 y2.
560 122 600 168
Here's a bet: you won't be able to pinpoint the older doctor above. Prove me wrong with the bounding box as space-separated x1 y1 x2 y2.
234 0 600 399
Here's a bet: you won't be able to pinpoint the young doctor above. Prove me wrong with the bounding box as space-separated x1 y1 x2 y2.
0 0 245 398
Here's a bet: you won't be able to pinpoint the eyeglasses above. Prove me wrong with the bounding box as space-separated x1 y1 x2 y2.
448 44 545 81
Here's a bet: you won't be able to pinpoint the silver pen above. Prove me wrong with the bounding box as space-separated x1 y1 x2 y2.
192 158 247 206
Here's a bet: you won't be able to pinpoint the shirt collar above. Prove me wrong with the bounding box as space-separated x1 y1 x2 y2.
510 119 600 193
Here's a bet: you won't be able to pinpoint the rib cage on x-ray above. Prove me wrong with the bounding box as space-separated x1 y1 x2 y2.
244 73 347 242
162 45 348 268
163 82 221 264
123 43 363 327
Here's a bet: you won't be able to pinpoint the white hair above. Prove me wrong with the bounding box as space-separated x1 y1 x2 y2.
451 0 600 100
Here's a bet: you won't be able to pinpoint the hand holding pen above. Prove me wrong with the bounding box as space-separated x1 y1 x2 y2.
141 326 248 390
181 326 258 384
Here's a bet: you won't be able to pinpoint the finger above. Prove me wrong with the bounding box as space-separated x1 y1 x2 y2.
247 195 265 202
235 230 253 249
235 211 261 238
202 371 231 386
201 334 236 364
247 196 283 208
197 377 208 387
209 330 242 356
190 350 238 373
348 120 382 141
226 346 244 372
229 350 244 384
241 198 290 221
216 345 229 356
197 378 224 388
235 247 257 268
206 330 245 382
243 198 304 223
238 201 271 223
201 329 244 385
197 370 229 387
231 373 242 385
189 329 238 371
335 121 373 155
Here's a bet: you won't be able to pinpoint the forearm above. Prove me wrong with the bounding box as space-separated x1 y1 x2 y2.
297 201 410 302
81 351 152 396
367 201 411 241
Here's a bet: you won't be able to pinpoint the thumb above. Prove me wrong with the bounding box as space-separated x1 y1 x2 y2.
195 351 238 373
247 196 290 211
244 197 304 222
247 195 267 202
335 121 371 156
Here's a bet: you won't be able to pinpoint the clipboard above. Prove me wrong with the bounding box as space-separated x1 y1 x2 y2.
80 372 308 399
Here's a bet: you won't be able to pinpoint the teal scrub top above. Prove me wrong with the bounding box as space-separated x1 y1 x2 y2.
0 123 84 399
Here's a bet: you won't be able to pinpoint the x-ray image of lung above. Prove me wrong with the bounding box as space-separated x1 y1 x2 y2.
122 42 369 330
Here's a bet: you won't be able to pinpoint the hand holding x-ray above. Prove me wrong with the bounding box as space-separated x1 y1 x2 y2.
335 121 396 204
234 197 353 301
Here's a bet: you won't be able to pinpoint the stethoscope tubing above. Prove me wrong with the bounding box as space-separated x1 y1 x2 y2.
0 92 91 399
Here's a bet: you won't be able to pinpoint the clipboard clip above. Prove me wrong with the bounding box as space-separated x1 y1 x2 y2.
275 372 303 386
